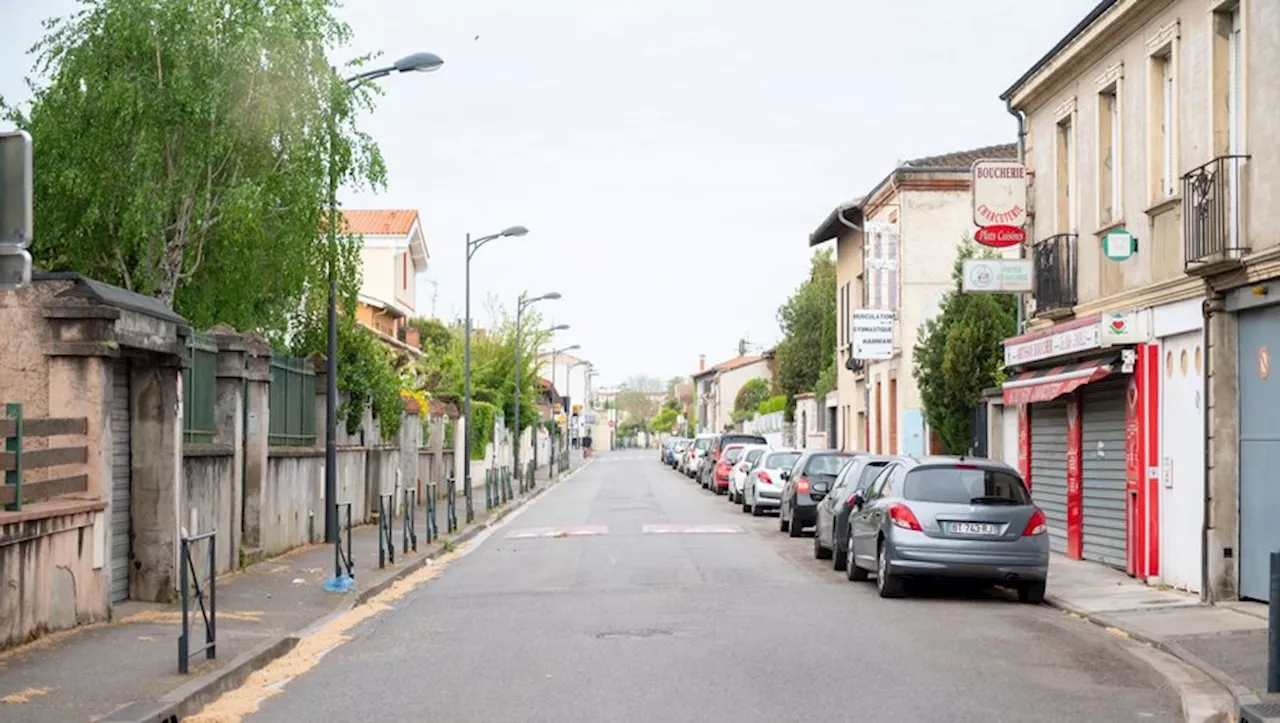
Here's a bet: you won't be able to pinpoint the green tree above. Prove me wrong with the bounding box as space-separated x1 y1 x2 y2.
913 238 1018 453
3 0 386 336
649 407 678 434
774 248 837 420
734 378 771 415
615 389 658 424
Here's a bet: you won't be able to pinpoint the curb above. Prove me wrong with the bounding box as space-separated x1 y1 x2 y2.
107 459 593 723
1045 594 1249 720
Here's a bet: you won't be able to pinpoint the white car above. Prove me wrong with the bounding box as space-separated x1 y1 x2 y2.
728 445 771 505
742 449 802 516
685 434 715 479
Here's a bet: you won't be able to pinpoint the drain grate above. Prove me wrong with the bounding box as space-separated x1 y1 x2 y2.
593 628 674 640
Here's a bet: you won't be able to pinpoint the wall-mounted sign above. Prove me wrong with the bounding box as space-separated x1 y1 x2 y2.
1004 321 1101 366
851 309 894 360
1102 228 1138 261
972 159 1029 229
962 259 1032 293
974 225 1027 248
1099 309 1152 347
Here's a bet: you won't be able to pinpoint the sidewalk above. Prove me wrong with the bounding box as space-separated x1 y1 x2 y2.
0 455 591 723
1045 553 1269 714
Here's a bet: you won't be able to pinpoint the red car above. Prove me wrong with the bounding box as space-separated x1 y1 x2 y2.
711 444 747 495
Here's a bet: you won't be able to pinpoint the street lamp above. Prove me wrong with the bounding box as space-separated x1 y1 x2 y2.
549 344 581 462
324 51 443 544
513 292 561 481
462 225 529 522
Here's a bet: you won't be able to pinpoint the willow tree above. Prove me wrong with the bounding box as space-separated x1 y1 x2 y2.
3 0 386 335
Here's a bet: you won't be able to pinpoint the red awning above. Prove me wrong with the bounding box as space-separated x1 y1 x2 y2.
1002 359 1116 405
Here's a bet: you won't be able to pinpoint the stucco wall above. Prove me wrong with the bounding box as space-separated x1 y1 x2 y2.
715 359 770 432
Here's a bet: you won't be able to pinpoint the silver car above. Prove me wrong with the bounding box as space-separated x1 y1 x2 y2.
742 449 801 516
684 434 714 478
845 456 1049 603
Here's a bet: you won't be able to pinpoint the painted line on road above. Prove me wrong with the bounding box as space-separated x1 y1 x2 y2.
504 525 610 539
641 524 744 534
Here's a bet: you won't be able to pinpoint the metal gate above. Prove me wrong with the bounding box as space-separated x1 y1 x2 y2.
1030 402 1068 555
1081 380 1128 569
1239 305 1280 600
110 360 132 604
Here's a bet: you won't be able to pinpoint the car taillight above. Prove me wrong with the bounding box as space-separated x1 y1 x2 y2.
756 471 772 485
1022 509 1047 536
889 503 922 531
844 493 858 507
795 477 810 494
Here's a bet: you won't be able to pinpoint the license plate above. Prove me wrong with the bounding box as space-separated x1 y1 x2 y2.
950 522 998 536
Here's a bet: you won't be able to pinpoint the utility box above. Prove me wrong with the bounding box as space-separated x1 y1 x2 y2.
1242 701 1280 723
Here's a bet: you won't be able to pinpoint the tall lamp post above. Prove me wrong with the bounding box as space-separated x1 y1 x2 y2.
549 344 581 462
462 225 529 522
565 360 590 450
513 293 561 482
325 51 443 544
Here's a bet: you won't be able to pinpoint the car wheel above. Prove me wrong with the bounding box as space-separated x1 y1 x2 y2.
1018 581 1046 605
741 497 750 514
832 530 848 571
876 541 905 598
751 502 762 517
788 514 803 538
813 532 832 560
846 532 868 581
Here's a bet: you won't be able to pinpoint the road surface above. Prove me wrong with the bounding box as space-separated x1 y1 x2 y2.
199 450 1180 723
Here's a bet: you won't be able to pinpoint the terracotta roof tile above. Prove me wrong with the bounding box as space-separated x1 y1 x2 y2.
341 210 420 235
899 143 1018 170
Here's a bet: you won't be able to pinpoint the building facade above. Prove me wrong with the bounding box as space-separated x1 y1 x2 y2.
1000 0 1277 601
692 354 772 433
342 210 429 337
810 144 1019 455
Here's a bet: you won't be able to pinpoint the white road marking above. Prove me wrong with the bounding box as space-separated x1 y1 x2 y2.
504 525 610 539
641 524 744 534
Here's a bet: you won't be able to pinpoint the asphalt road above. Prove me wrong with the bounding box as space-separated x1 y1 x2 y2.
230 450 1180 723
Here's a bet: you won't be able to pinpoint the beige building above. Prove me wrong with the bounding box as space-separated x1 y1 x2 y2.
998 0 1277 601
809 144 1018 455
342 210 429 338
693 354 773 433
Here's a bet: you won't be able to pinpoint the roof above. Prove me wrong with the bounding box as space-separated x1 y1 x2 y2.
1001 0 1119 103
808 143 1019 246
341 210 420 235
35 272 187 326
693 354 764 379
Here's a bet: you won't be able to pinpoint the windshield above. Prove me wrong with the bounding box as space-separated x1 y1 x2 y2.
694 438 711 451
764 452 799 469
904 467 1031 505
723 447 744 463
722 435 765 448
804 454 852 477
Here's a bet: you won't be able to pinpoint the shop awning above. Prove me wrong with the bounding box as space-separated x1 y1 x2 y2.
1002 358 1117 405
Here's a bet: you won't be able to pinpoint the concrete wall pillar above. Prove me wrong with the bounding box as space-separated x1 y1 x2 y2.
398 409 419 508
129 364 183 602
1206 303 1239 600
211 341 246 573
429 415 445 487
241 352 271 552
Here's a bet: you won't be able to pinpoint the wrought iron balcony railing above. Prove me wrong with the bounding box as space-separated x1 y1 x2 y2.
1184 154 1250 273
1032 233 1078 317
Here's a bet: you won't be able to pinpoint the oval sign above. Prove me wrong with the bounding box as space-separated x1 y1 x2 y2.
974 225 1027 248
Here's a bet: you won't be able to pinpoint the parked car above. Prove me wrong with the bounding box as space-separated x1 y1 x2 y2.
812 455 893 570
700 432 767 489
844 456 1049 603
685 434 715 478
669 439 690 468
728 445 770 504
778 451 855 538
708 444 747 495
742 449 801 516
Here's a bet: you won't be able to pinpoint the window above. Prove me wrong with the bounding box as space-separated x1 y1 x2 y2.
1056 114 1077 233
804 453 853 477
765 452 800 470
744 448 765 465
1097 83 1122 225
864 223 899 311
1149 44 1178 200
903 466 1031 505
402 252 408 289
865 464 895 500
856 461 889 492
723 446 744 463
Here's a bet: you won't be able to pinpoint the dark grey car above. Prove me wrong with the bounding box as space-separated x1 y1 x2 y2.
812 455 893 570
778 451 855 538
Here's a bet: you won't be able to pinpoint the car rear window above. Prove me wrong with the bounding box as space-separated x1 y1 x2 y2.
721 435 766 448
694 438 711 451
904 467 1031 505
765 452 799 469
804 454 852 476
857 462 888 490
723 447 744 463
744 449 765 464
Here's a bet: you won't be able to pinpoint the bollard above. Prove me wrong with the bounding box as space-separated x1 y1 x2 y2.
403 488 417 554
464 473 474 523
1270 550 1280 693
424 481 438 543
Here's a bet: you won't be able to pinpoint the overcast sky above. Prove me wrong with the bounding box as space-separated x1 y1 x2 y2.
0 0 1098 385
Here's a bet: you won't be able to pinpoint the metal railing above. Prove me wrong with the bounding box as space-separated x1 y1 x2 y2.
377 493 395 568
1184 154 1251 270
268 357 317 446
503 466 513 503
326 501 354 592
424 481 438 543
402 488 417 554
178 531 217 675
446 475 459 533
464 472 474 524
182 331 218 444
1032 233 1078 316
1 403 90 511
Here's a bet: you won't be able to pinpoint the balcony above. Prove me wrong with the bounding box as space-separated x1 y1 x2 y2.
1184 154 1250 276
1032 233 1078 319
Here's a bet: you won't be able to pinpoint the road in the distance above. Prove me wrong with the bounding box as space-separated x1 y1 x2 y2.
225 450 1179 723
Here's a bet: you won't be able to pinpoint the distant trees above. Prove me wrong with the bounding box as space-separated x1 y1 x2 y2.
773 248 837 420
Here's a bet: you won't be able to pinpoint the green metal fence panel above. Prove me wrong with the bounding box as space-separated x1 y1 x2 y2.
269 357 316 446
183 332 218 444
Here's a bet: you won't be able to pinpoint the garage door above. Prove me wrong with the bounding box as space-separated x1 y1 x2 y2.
1030 402 1068 555
1081 380 1128 569
110 360 132 604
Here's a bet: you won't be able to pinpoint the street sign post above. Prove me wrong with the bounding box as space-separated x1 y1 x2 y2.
851 309 894 360
0 130 34 291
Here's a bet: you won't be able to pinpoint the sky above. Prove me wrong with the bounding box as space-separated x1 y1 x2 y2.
0 0 1099 386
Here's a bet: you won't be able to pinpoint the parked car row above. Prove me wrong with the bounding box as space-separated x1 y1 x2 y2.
661 437 1050 604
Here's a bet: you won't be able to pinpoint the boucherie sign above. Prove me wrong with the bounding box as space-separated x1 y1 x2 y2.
972 159 1029 229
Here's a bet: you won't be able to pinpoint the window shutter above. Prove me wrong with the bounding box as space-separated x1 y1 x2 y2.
1162 61 1175 196
885 229 899 311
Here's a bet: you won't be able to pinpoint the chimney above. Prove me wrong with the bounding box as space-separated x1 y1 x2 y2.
698 354 706 372
404 326 421 349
